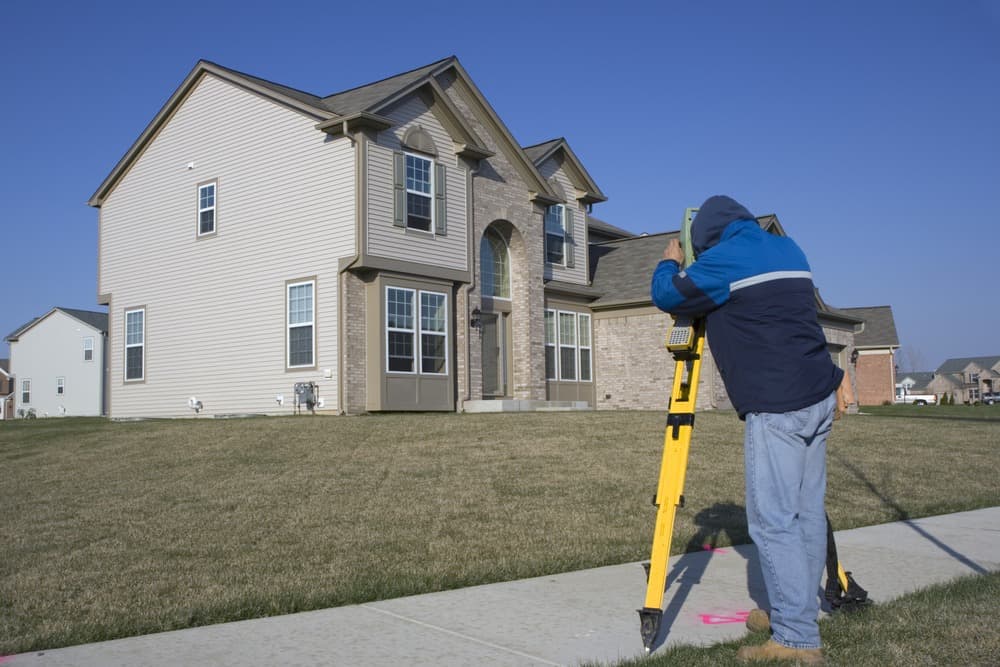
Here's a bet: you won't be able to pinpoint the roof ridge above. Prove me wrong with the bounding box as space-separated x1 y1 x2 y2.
321 55 455 102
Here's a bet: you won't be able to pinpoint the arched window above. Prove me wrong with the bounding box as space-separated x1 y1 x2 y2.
480 228 511 299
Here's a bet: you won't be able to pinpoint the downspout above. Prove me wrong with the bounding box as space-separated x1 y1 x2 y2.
461 159 481 410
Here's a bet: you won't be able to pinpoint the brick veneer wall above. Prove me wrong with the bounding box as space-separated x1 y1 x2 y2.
593 307 717 411
439 69 547 401
341 270 368 414
855 352 895 405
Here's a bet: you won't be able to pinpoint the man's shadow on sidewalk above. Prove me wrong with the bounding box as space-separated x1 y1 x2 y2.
644 502 767 651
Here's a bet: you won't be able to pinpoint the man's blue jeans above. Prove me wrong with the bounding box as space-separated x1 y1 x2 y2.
744 391 836 649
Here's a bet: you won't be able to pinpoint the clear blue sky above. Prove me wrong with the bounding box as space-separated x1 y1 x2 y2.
2 0 998 371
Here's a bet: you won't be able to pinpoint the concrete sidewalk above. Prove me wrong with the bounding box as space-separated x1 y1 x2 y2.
8 507 999 666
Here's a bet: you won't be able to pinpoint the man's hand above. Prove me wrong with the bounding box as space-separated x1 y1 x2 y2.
663 239 684 266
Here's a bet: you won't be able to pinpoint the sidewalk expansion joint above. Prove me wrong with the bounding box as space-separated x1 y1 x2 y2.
363 605 563 666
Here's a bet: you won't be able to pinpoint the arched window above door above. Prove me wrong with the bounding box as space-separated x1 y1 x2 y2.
480 227 511 299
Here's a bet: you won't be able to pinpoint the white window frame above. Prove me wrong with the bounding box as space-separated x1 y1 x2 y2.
198 181 217 236
385 286 449 376
287 280 316 369
545 309 592 383
545 204 566 266
578 313 592 382
83 336 94 362
386 286 416 374
419 291 449 376
124 308 145 382
56 377 66 396
544 310 557 380
405 153 434 233
21 379 31 404
558 310 578 381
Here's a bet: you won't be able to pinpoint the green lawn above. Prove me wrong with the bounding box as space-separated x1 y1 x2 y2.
1 409 998 654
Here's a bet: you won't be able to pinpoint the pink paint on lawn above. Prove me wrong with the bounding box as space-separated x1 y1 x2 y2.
702 543 728 553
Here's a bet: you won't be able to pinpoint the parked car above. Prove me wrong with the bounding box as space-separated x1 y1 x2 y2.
895 389 937 406
982 392 999 405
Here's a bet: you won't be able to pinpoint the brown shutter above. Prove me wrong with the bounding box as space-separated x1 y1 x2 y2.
393 152 405 227
565 207 575 268
435 162 447 236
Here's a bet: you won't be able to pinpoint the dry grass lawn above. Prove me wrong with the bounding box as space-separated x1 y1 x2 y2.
1 408 998 654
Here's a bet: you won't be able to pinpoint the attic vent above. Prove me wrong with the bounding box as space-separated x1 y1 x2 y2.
402 126 438 156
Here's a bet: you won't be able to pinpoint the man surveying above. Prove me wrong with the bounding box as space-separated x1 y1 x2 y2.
648 195 844 664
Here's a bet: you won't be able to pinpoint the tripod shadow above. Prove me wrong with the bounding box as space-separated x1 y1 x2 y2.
829 450 987 575
646 502 767 651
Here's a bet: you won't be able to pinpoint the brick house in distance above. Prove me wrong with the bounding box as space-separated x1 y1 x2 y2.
837 306 899 406
89 57 861 418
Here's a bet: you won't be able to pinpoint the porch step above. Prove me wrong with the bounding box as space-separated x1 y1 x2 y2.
461 399 591 413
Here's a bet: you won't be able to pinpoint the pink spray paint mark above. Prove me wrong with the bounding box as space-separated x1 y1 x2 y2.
700 611 751 625
702 543 728 553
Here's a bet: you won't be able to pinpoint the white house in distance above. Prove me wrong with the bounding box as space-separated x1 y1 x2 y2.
5 308 108 417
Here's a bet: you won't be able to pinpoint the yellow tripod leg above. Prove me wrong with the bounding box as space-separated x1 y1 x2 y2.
639 332 705 652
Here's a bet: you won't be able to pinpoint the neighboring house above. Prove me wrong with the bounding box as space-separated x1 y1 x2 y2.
5 308 108 417
88 57 857 418
929 356 1000 404
0 359 14 420
837 306 899 406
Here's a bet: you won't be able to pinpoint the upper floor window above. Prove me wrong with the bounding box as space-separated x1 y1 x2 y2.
969 372 980 384
287 281 315 368
198 181 217 236
545 205 565 265
57 378 65 396
83 336 94 362
21 379 31 404
480 228 511 299
125 308 145 381
405 154 433 232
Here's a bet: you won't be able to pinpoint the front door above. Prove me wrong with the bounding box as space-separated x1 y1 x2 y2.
481 312 511 398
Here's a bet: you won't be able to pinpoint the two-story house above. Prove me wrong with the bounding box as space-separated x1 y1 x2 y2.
89 57 612 418
90 57 863 419
836 306 899 406
929 356 1000 404
5 307 108 417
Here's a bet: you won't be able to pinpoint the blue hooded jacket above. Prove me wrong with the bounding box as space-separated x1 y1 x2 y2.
650 195 843 418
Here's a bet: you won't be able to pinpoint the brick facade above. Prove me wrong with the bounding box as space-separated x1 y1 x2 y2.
855 351 895 405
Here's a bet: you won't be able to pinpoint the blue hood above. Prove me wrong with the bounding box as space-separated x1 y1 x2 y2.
691 195 755 256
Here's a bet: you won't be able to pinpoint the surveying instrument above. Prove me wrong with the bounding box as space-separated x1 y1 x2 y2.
637 209 868 652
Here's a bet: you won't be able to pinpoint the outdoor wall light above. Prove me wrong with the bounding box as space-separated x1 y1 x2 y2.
850 348 859 366
470 307 482 330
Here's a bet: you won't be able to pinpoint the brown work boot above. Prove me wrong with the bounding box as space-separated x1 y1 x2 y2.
745 608 771 633
737 639 824 664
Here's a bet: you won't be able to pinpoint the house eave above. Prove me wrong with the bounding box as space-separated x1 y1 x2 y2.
315 112 394 136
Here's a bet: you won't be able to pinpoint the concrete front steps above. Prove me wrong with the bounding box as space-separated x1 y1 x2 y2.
461 399 591 413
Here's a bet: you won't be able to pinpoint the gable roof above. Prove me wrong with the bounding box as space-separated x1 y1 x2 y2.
522 137 607 204
5 308 108 342
898 371 934 390
0 359 10 377
935 356 1000 374
838 306 899 348
91 57 558 207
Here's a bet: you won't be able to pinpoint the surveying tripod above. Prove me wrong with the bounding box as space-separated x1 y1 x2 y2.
637 209 868 652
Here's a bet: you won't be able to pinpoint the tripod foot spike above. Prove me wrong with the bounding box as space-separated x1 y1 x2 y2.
638 607 662 653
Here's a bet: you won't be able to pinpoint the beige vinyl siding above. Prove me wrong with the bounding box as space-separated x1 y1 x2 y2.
100 73 355 418
537 157 588 285
366 95 468 272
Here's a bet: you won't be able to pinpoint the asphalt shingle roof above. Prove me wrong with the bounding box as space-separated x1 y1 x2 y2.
935 356 1000 374
586 215 633 240
589 232 677 307
522 138 563 164
838 306 899 347
898 371 935 391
